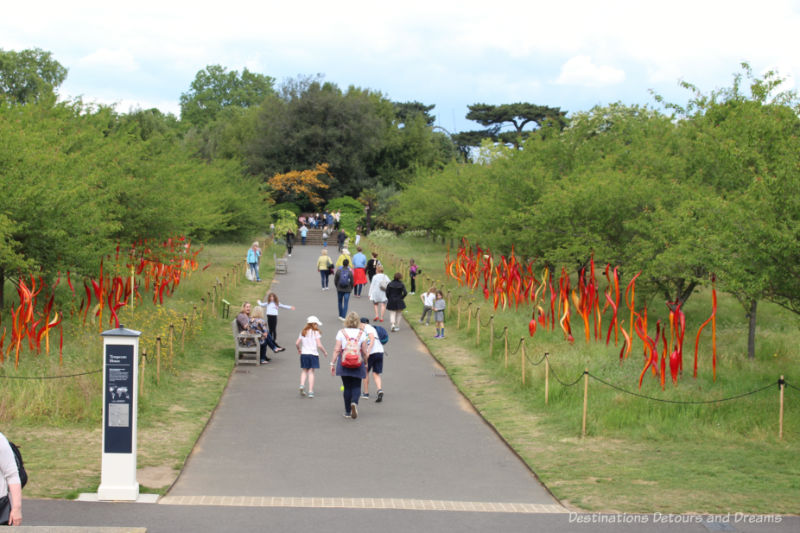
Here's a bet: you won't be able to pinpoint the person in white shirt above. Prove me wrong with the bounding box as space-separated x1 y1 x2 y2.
295 316 329 398
258 292 295 347
359 318 386 402
419 286 437 326
368 265 391 323
0 432 22 526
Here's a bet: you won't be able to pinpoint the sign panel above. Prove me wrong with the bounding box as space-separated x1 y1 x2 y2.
104 344 134 453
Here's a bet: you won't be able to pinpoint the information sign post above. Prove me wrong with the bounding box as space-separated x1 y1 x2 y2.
97 325 142 501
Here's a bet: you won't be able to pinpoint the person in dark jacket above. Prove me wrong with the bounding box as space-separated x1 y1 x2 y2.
337 230 347 252
333 259 355 320
385 272 408 332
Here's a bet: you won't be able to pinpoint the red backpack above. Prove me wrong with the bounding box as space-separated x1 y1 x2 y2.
340 330 364 368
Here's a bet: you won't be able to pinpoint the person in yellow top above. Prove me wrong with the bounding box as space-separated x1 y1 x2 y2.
316 249 334 290
335 248 352 268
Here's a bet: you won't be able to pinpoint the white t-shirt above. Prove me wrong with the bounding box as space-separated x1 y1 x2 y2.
422 291 436 306
335 328 367 352
361 324 384 355
297 330 321 355
0 432 21 498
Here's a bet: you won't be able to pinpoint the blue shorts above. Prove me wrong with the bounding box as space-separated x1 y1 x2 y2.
367 353 384 374
300 354 320 369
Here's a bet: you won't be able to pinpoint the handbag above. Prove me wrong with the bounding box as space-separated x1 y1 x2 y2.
245 264 255 281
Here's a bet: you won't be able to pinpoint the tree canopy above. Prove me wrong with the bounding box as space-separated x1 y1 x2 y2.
0 48 67 104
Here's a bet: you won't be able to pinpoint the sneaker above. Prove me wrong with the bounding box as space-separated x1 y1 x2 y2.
350 402 358 420
434 334 440 338
391 326 399 332
376 390 383 403
299 386 306 396
440 335 445 338
374 317 379 321
308 392 314 398
338 316 345 321
260 359 270 364
275 347 286 352
343 413 351 419
361 392 369 399
379 318 384 322
410 292 415 295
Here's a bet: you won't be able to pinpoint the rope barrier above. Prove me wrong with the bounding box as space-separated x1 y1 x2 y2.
495 327 508 340
784 381 800 393
508 337 524 355
545 357 585 387
588 374 776 405
0 368 103 380
524 352 547 366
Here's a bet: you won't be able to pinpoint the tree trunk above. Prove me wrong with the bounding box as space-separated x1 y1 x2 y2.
747 299 757 360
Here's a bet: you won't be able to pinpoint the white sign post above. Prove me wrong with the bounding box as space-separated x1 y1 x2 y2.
97 325 141 501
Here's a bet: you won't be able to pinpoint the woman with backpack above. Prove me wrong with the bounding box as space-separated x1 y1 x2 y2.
333 259 355 321
0 431 23 526
330 312 370 419
385 272 408 332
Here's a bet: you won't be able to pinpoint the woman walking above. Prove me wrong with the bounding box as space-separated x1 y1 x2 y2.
296 316 328 398
385 272 408 332
246 242 262 282
369 264 390 322
330 311 369 419
316 249 334 290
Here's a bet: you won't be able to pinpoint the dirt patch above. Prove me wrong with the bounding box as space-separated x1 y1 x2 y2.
138 465 177 489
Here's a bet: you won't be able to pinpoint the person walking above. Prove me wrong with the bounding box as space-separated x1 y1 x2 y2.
433 290 447 338
258 292 295 345
360 318 386 402
295 316 328 398
336 229 346 252
322 227 329 247
286 228 295 257
408 258 419 294
246 241 262 282
299 224 308 245
0 431 23 526
316 249 334 290
334 259 355 320
385 272 408 332
351 246 368 297
366 252 381 282
330 311 369 419
369 264 390 322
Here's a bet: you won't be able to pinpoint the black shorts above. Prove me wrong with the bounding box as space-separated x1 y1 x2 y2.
367 353 384 374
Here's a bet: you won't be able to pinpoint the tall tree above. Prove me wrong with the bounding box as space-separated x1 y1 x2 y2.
0 48 67 104
179 65 275 127
463 102 568 148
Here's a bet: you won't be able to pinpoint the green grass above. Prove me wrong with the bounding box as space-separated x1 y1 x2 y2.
366 231 800 514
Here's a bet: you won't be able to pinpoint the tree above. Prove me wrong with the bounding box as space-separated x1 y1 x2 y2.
393 101 435 126
268 163 333 207
179 65 275 127
0 48 67 104
462 102 568 149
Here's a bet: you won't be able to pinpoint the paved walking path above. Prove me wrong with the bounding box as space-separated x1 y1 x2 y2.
21 243 800 532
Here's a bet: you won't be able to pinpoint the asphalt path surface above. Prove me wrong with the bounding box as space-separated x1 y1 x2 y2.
20 243 799 532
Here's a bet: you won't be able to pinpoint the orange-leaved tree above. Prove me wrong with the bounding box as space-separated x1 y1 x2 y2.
268 163 333 206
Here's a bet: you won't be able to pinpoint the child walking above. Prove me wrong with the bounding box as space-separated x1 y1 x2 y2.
408 258 419 294
419 286 436 326
433 290 446 338
295 316 329 398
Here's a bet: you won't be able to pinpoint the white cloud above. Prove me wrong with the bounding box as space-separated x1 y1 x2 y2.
556 56 626 87
78 48 139 72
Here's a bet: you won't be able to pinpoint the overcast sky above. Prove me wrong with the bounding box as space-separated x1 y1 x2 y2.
3 0 799 132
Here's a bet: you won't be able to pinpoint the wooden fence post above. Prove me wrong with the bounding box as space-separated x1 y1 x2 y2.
156 337 162 385
181 316 188 351
504 328 509 368
169 324 175 366
488 316 494 356
139 350 147 397
466 302 473 331
582 368 589 438
779 375 785 440
545 353 550 405
475 307 481 346
521 338 526 385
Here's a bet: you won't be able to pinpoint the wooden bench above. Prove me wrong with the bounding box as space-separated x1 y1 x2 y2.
232 319 260 365
274 252 288 274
